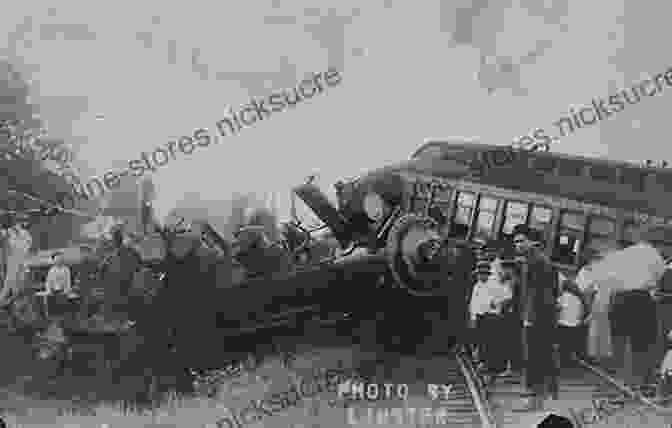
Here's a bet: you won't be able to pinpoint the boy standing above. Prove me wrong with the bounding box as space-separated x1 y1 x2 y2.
44 251 76 317
557 278 587 367
469 260 493 365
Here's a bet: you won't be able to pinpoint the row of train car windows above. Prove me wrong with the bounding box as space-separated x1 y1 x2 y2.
411 190 636 266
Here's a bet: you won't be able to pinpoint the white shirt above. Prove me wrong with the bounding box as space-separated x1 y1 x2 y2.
470 276 512 319
589 242 664 292
46 265 72 293
486 277 513 314
661 350 672 374
558 291 583 327
575 265 597 293
558 271 568 283
470 280 491 320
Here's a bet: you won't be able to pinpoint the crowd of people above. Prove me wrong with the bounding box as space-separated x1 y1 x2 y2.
467 224 672 412
2 206 672 410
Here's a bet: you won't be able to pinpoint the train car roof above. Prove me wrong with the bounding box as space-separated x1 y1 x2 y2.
359 140 672 222
413 140 666 174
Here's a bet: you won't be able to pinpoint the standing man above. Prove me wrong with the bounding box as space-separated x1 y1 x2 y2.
0 218 32 306
44 251 75 318
0 215 11 292
598 233 668 388
99 226 141 321
511 225 559 411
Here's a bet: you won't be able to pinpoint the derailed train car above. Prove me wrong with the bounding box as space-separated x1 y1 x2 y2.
211 159 480 350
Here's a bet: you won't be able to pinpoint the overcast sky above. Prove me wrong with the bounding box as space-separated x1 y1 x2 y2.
1 0 669 223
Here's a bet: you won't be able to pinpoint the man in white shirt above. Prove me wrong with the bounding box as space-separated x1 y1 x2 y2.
45 252 73 295
44 251 76 318
557 280 585 368
469 260 493 363
591 239 667 386
470 262 492 322
471 258 513 375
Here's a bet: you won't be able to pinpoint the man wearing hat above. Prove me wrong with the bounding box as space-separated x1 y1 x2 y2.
496 246 522 374
511 224 559 411
470 244 513 375
469 256 494 365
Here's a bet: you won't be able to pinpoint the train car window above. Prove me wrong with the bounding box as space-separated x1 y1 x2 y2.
585 216 617 255
458 191 476 206
473 196 499 241
479 196 498 211
413 180 431 196
449 191 475 239
529 205 552 231
501 201 529 239
552 211 586 265
644 173 662 193
620 167 645 192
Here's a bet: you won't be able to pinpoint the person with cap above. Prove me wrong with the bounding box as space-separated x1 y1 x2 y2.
590 225 670 388
481 256 514 376
556 271 590 368
577 249 615 365
469 242 514 375
469 256 493 366
511 224 559 412
98 225 142 322
42 251 76 318
495 245 522 375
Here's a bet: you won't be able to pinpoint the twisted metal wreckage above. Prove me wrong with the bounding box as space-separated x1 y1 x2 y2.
0 141 487 403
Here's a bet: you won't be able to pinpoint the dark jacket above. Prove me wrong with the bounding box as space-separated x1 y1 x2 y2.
520 249 559 328
157 245 221 371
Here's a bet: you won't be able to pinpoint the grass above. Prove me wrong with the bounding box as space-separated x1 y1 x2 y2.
0 326 365 428
0 320 464 427
2 362 280 428
2 393 238 428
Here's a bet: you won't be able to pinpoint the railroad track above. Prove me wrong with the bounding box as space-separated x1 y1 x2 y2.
477 352 672 427
319 346 497 427
191 320 672 427
451 347 498 427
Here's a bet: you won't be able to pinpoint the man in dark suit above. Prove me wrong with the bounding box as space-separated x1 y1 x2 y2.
511 225 559 412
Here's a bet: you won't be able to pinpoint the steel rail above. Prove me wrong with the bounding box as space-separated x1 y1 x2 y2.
456 345 498 428
576 357 672 416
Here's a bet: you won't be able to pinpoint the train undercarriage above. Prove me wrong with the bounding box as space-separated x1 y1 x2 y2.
212 173 477 352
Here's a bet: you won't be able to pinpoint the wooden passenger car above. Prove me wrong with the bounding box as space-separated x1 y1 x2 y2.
387 140 672 277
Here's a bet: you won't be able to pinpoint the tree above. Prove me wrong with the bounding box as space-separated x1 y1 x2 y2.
0 59 89 249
